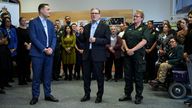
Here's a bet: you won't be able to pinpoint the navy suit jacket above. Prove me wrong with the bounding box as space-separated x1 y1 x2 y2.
29 17 56 57
79 21 111 62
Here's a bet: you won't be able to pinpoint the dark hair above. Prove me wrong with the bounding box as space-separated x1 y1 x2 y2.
64 25 73 37
147 20 154 24
65 16 71 20
163 23 171 30
79 25 84 28
90 8 101 14
19 17 26 24
163 20 170 25
188 10 192 16
1 12 10 19
38 3 49 12
1 17 11 28
169 37 178 43
183 18 189 24
71 23 77 26
55 19 60 22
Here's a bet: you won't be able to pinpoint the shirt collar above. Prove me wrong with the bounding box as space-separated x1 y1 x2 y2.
91 20 100 25
39 16 47 22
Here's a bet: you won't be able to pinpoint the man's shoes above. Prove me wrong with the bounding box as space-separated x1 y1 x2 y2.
184 99 192 104
18 82 28 85
105 78 111 81
27 79 32 82
119 95 132 101
134 96 143 104
45 95 59 102
53 78 60 81
30 98 38 105
5 83 12 87
80 95 90 102
95 97 102 103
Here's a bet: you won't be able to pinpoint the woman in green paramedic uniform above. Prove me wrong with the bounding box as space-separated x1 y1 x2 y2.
119 10 148 104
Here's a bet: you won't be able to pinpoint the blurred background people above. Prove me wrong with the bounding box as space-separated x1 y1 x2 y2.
61 25 76 81
105 25 122 82
17 17 31 85
52 19 63 81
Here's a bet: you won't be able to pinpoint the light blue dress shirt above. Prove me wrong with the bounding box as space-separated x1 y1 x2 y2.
89 20 100 49
39 16 49 47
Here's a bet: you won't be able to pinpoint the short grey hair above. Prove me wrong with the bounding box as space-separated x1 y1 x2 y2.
90 8 101 14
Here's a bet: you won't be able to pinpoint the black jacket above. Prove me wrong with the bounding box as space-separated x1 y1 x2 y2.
79 21 111 62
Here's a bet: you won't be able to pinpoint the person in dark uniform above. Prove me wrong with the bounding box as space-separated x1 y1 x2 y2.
75 25 84 80
0 30 10 94
17 17 31 85
52 19 63 81
79 8 111 103
119 10 148 104
144 20 158 83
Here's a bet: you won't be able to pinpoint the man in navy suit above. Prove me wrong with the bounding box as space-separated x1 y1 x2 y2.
80 8 111 103
29 3 58 105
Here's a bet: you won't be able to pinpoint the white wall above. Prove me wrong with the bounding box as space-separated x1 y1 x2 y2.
20 0 172 22
0 2 19 26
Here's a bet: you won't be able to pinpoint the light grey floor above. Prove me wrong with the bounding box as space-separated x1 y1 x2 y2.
0 80 188 108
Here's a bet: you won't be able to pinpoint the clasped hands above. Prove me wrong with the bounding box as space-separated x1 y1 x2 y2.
126 48 134 56
24 42 31 50
89 37 96 43
44 47 53 55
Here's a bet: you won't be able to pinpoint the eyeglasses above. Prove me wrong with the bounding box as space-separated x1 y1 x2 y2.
134 15 141 18
91 13 100 15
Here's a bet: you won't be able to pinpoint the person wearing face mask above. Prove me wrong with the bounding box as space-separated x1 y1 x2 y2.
119 10 148 104
184 10 192 105
105 25 122 82
79 8 111 103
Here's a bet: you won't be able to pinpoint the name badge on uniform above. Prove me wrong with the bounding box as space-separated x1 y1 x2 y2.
138 27 142 31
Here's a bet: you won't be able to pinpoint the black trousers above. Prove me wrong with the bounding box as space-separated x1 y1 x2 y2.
0 46 11 88
63 64 73 80
144 49 158 81
124 53 146 99
17 54 31 83
105 54 122 80
83 51 105 97
52 49 61 79
74 53 83 79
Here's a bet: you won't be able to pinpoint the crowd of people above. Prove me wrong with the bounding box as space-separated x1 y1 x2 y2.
0 3 192 105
